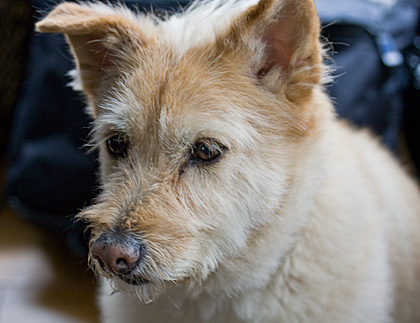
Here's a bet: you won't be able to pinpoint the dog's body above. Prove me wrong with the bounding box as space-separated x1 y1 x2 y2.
95 117 420 323
37 0 420 322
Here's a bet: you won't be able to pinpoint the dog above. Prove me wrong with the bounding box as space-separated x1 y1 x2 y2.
36 0 420 321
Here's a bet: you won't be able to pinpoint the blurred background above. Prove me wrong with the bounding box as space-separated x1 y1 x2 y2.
0 0 419 322
0 1 98 322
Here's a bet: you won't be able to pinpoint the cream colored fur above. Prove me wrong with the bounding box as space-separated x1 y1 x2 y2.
36 0 420 322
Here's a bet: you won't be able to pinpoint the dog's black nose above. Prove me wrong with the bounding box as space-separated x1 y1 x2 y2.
91 232 143 276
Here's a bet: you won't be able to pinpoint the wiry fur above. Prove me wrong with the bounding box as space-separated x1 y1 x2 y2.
36 0 420 322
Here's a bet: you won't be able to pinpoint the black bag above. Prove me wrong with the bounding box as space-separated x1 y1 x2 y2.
403 22 420 179
6 0 420 255
316 0 419 154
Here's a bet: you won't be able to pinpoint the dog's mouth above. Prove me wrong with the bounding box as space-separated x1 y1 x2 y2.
117 275 149 286
92 259 150 286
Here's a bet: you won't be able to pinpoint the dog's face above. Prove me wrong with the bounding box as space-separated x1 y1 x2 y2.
37 0 328 302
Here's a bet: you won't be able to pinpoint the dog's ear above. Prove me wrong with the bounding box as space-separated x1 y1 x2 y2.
36 2 144 116
222 0 323 102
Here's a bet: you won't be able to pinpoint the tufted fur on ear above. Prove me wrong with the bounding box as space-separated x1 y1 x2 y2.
218 0 324 103
36 0 325 112
36 2 149 117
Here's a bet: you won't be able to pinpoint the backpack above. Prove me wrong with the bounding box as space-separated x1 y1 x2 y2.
316 0 419 155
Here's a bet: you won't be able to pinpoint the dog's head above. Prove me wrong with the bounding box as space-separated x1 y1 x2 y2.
36 0 331 302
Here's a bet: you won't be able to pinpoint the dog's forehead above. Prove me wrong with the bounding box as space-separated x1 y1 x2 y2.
97 47 259 149
93 0 268 148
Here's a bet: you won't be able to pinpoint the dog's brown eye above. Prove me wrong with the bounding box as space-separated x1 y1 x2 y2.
191 141 223 162
107 135 128 158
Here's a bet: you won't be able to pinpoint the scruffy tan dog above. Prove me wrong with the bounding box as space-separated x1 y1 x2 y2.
36 0 420 321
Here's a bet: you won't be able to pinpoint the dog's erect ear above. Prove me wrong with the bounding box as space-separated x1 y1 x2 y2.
222 0 323 102
36 2 144 116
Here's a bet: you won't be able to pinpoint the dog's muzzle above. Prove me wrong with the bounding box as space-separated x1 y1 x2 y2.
91 231 148 285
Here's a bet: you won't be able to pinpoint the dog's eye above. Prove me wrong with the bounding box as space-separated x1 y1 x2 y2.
190 140 224 162
106 135 128 158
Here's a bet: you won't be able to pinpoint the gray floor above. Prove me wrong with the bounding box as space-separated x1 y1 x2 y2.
0 206 98 323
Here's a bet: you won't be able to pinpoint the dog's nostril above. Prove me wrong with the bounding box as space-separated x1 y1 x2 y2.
113 255 135 275
116 257 128 266
94 255 106 270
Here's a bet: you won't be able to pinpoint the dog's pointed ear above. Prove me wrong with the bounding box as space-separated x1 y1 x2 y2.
222 0 323 102
36 2 144 116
